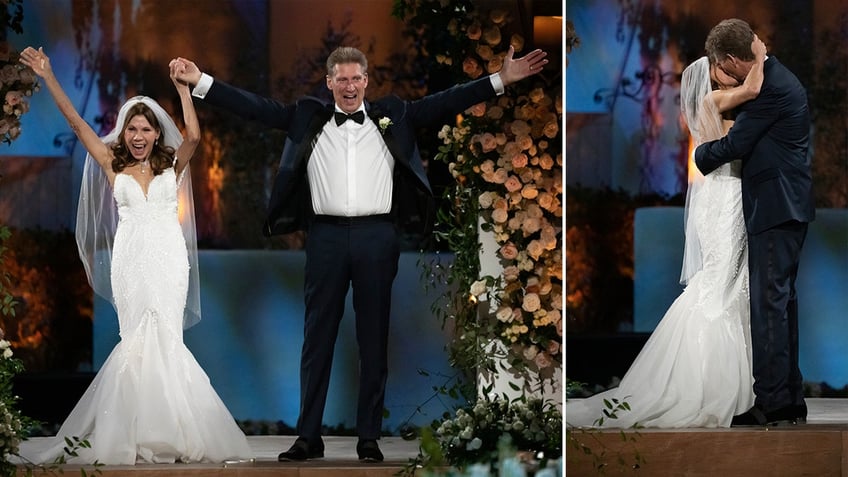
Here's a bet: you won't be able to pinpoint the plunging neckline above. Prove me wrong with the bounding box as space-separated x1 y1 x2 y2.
117 173 154 199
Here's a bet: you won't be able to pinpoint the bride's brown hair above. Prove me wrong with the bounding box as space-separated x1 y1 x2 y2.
110 102 176 175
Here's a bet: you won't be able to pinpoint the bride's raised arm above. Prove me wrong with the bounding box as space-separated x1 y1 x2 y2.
19 47 114 180
169 59 200 176
711 35 767 113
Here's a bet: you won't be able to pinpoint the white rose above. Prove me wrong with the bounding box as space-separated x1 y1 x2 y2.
469 279 488 298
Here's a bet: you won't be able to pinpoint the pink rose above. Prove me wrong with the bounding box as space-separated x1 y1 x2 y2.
511 153 528 169
534 351 553 369
496 306 514 323
510 120 532 136
487 56 503 74
486 105 504 120
479 132 498 152
550 292 563 311
541 224 558 250
475 44 494 60
537 192 554 211
547 340 561 356
526 239 544 260
469 103 487 118
502 265 520 282
503 141 521 158
5 90 23 106
510 34 525 52
491 208 509 224
543 120 560 139
522 292 541 312
504 176 522 193
462 57 483 79
521 217 542 236
490 9 508 25
492 168 508 184
521 185 539 200
500 242 519 260
518 135 534 151
529 87 546 104
539 153 554 170
483 25 501 46
467 21 482 40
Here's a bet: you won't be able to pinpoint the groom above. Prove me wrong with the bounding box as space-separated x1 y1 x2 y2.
171 45 548 460
695 18 814 426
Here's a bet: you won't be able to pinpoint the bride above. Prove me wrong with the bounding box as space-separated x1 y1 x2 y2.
16 47 252 464
567 36 766 428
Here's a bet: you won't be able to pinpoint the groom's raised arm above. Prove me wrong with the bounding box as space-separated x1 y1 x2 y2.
170 56 293 129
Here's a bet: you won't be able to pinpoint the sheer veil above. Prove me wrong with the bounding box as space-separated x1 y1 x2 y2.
75 96 201 329
679 56 725 285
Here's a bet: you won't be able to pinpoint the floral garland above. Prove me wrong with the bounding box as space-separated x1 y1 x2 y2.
0 331 30 477
431 395 562 472
406 0 563 376
0 41 37 145
393 0 562 473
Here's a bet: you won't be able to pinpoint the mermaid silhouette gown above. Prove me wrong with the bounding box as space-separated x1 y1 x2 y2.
18 168 252 464
567 160 754 428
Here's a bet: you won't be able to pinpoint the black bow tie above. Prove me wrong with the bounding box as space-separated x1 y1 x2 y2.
334 110 366 126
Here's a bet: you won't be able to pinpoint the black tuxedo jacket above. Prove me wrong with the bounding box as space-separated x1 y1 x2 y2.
202 76 498 236
695 56 815 234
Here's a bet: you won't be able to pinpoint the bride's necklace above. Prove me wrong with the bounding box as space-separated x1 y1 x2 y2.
140 159 149 174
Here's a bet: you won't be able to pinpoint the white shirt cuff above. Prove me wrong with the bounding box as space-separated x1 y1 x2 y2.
191 73 214 99
490 73 505 96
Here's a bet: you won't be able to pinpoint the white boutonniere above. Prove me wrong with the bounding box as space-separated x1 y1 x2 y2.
378 116 393 135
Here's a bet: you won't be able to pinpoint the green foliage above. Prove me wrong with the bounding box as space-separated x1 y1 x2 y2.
0 227 17 318
565 398 645 474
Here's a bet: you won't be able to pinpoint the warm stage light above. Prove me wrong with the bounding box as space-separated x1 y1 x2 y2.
533 16 562 48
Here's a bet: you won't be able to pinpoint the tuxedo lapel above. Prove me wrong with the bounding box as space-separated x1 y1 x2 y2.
294 106 333 164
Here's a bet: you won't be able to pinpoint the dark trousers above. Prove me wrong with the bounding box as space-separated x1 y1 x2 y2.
747 220 808 412
296 216 399 442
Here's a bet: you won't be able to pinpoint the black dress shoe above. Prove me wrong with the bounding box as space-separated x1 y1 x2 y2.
763 404 806 425
278 437 324 461
356 439 384 463
794 403 808 422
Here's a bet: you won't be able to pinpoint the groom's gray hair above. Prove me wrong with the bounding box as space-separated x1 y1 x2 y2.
326 47 368 76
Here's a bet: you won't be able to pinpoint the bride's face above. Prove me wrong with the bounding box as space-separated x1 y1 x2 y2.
123 115 160 161
710 64 739 90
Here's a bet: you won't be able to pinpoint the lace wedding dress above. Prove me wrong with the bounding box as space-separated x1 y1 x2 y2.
567 161 754 428
18 168 252 464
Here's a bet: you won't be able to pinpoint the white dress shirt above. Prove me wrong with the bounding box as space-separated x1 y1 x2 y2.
309 106 394 217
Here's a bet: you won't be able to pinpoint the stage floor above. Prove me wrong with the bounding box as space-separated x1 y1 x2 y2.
567 398 848 477
16 399 848 475
17 435 424 476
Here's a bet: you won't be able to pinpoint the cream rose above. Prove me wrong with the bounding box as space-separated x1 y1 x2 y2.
522 292 541 312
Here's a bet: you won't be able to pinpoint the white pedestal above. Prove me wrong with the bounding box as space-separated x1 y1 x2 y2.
475 218 562 410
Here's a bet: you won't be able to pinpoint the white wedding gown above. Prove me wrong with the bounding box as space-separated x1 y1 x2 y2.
567 161 754 428
18 168 252 465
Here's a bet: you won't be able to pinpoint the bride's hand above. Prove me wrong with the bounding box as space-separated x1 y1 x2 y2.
19 46 53 78
752 35 766 61
169 59 189 91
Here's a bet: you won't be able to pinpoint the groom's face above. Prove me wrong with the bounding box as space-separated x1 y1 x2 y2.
327 62 369 114
715 54 750 84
